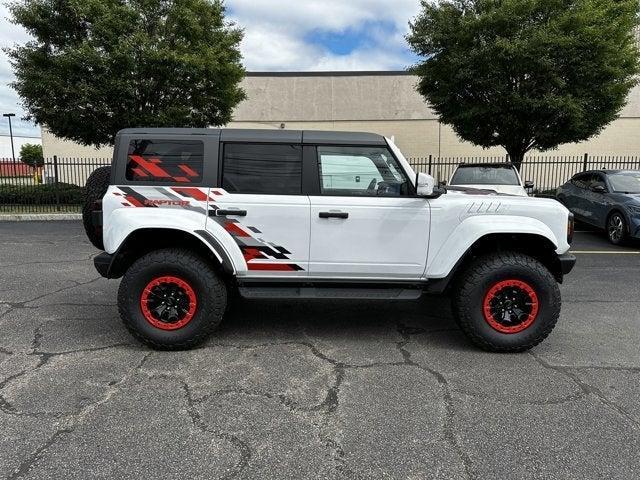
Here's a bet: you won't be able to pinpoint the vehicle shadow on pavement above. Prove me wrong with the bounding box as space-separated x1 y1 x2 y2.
209 295 471 355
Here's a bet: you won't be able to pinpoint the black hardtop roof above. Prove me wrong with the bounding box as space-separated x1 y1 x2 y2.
117 128 387 146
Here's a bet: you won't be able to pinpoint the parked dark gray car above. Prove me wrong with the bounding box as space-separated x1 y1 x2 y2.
557 170 640 244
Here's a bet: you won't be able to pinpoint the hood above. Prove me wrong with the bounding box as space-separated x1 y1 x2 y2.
450 184 528 196
446 186 515 197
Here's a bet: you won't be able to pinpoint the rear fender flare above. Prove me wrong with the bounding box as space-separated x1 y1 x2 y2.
103 208 243 274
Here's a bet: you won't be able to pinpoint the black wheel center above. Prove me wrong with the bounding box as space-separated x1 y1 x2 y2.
489 287 533 326
146 283 191 324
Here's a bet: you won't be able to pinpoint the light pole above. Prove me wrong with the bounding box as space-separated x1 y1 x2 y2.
3 113 16 176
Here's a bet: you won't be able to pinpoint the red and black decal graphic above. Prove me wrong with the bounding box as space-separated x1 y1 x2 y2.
127 155 202 184
211 216 305 272
171 187 209 202
118 187 157 208
115 185 304 272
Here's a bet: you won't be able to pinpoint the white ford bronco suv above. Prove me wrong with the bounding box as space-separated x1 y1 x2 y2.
84 128 576 352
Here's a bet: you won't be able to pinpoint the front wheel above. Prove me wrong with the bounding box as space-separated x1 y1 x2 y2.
118 249 227 350
607 212 627 245
452 252 561 352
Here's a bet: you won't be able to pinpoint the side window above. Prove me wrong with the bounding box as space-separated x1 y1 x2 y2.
222 143 302 195
126 139 204 183
591 174 607 191
317 146 411 196
571 174 589 189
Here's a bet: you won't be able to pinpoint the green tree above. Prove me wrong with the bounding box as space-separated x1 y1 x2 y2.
407 0 640 168
7 0 245 148
19 143 44 168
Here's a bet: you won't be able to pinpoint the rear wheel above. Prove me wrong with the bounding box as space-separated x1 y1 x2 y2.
82 166 111 250
607 212 627 245
118 249 227 350
452 252 561 352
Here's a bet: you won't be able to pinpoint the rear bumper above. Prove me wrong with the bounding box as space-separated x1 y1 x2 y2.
558 253 577 275
94 252 114 278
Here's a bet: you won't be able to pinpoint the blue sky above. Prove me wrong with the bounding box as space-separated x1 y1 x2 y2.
0 0 421 138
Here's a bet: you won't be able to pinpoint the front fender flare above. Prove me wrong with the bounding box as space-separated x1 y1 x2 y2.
425 215 559 278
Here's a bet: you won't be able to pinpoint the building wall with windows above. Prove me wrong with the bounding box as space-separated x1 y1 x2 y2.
42 71 640 160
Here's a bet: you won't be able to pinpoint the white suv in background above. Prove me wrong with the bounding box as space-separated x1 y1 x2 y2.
448 162 534 196
82 129 575 353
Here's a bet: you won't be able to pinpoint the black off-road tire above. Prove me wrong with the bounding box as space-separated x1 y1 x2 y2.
118 249 227 350
452 252 561 353
82 166 111 250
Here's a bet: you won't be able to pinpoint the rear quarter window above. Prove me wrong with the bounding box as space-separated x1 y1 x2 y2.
126 139 204 183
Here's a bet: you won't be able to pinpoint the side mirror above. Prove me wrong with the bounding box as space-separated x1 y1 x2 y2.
524 180 534 189
439 180 448 187
416 172 435 197
591 184 607 194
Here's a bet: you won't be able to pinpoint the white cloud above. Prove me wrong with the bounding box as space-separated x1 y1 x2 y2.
228 0 421 71
0 4 38 138
0 1 423 137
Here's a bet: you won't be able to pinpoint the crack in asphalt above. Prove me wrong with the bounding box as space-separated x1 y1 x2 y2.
4 351 152 478
181 382 252 480
394 322 475 480
0 346 142 419
452 388 587 406
7 429 74 480
529 352 640 429
0 277 104 307
0 254 96 269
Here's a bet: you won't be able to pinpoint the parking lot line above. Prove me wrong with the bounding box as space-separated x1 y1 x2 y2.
571 250 640 254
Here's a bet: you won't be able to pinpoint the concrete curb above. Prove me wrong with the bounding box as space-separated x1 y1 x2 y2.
0 214 82 222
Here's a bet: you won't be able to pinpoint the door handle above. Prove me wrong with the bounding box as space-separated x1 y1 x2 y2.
319 211 349 219
213 209 247 217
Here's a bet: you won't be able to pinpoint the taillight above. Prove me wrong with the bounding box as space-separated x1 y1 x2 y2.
567 213 574 244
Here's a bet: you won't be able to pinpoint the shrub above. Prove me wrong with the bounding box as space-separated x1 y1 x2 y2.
0 183 85 205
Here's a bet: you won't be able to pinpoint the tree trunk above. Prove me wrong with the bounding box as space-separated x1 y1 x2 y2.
506 149 526 172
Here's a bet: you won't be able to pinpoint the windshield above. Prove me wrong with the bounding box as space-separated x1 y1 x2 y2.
608 172 640 193
451 165 520 186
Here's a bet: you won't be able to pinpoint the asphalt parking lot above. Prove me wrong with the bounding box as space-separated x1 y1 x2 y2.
0 221 638 480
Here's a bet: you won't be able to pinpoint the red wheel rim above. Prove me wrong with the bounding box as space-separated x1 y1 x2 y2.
482 279 539 334
140 276 197 331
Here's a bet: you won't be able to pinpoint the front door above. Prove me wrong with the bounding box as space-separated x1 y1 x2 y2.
308 145 430 280
208 142 310 277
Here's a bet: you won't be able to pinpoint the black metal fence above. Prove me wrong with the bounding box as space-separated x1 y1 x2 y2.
409 154 640 194
0 157 111 213
1 154 640 213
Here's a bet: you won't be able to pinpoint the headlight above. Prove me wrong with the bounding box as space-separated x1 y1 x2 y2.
567 213 574 244
628 205 640 217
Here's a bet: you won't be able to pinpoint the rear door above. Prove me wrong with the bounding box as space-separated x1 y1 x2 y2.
307 145 430 279
584 173 611 228
208 135 310 277
562 173 590 221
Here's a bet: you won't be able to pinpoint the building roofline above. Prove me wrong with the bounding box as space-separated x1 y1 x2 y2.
245 70 414 77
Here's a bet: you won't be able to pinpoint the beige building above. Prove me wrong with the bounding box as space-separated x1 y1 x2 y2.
42 71 640 160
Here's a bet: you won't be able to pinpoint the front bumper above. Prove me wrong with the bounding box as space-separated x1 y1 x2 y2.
558 253 577 275
629 215 640 239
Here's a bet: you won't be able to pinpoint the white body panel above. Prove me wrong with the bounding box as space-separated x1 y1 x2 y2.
424 195 571 278
308 196 430 279
101 138 572 284
102 186 211 255
207 192 310 277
